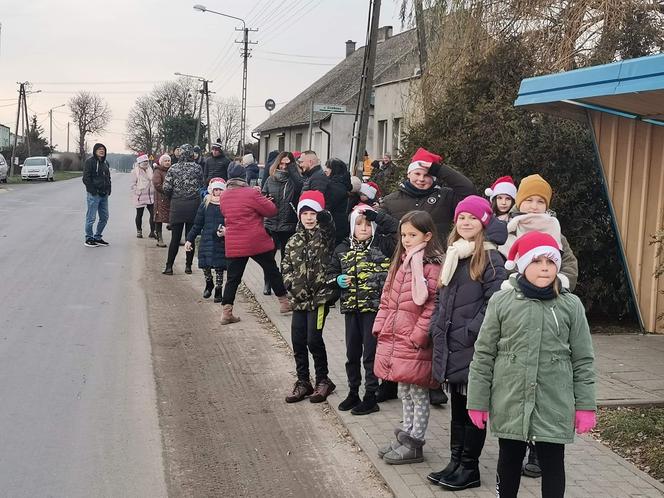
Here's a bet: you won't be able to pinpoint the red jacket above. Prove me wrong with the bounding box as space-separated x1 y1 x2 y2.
220 183 277 258
372 260 441 388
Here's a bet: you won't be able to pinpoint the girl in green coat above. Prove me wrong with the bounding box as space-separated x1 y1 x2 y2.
466 231 596 498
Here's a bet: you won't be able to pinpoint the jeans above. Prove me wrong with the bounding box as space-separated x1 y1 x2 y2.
85 193 109 240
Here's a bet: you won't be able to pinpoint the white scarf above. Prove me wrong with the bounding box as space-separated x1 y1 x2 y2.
439 239 497 286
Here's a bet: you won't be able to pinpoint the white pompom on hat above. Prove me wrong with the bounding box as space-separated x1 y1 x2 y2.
505 231 562 273
485 175 517 201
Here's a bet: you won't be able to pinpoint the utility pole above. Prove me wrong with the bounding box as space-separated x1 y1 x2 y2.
353 0 381 176
10 83 24 178
204 80 212 151
67 122 70 153
236 26 258 155
194 83 205 146
414 0 427 72
48 104 65 150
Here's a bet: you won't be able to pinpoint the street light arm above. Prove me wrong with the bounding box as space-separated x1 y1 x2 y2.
193 6 246 29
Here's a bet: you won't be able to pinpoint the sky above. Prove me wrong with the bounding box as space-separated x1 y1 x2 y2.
0 0 407 154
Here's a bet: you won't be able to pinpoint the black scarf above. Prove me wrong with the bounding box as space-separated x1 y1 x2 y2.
401 181 435 198
517 275 557 301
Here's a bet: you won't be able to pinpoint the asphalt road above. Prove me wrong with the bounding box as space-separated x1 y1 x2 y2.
0 175 167 497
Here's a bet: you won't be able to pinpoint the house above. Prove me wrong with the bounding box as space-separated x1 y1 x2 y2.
0 124 10 149
254 26 420 166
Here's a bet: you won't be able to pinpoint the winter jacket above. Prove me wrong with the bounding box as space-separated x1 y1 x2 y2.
302 165 330 197
371 161 398 194
262 163 303 233
82 144 112 196
245 161 260 185
379 163 475 244
281 210 337 311
203 153 230 182
152 164 171 224
429 217 508 386
372 256 442 387
467 275 596 444
186 199 226 269
163 161 205 224
326 213 396 313
219 179 277 258
130 165 155 208
327 172 353 244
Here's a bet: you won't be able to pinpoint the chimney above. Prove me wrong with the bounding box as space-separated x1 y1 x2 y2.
345 40 356 58
377 26 393 43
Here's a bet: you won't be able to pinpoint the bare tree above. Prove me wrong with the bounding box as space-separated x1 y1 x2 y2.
211 97 243 152
68 91 111 159
126 95 161 154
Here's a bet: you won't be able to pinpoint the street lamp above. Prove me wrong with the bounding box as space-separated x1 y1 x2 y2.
48 103 66 149
193 4 254 155
174 71 213 151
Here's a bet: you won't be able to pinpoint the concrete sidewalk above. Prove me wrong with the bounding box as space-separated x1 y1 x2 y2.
243 261 664 497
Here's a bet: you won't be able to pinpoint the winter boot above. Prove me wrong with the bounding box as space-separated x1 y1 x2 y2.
220 304 240 325
376 380 398 403
522 442 542 478
285 379 314 403
429 387 448 406
428 421 465 485
162 264 173 275
338 391 361 411
214 270 224 303
436 424 486 490
203 279 214 299
277 294 291 314
148 230 156 239
156 231 167 247
184 264 193 274
263 278 272 295
351 391 379 415
309 378 336 403
137 229 143 238
378 428 405 459
214 287 223 303
384 432 425 465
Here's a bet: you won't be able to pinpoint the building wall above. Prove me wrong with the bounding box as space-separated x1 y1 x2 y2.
373 79 414 160
0 125 10 149
591 111 664 333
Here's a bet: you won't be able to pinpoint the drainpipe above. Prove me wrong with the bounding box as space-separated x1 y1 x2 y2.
319 119 331 163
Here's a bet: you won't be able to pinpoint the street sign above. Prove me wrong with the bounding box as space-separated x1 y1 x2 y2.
265 99 276 111
314 104 347 113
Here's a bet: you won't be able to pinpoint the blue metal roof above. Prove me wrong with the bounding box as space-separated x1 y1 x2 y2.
514 53 664 107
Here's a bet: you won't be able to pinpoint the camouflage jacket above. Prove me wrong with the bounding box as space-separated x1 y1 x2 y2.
326 235 394 313
281 210 337 311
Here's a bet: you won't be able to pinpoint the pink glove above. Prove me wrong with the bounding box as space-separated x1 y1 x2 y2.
468 410 488 430
575 410 596 434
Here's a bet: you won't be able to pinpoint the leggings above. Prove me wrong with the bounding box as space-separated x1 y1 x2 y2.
222 250 286 305
497 438 565 498
135 205 155 232
450 389 473 426
202 267 224 286
166 222 194 267
398 383 430 440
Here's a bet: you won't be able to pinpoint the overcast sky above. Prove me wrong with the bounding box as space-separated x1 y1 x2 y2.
0 0 406 154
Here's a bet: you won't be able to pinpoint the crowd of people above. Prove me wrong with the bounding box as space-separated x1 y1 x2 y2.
83 140 596 497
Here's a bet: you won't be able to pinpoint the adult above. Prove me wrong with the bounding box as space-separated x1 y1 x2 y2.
203 141 230 182
323 158 353 245
299 150 329 194
219 163 291 324
371 153 398 194
192 146 205 168
82 142 111 247
260 149 279 185
130 153 155 239
162 144 204 275
152 153 172 247
243 153 260 186
262 151 303 294
171 146 181 163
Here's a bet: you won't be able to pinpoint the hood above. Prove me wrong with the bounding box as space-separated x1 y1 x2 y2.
484 215 509 246
266 150 279 168
331 170 352 191
349 204 376 249
93 143 106 160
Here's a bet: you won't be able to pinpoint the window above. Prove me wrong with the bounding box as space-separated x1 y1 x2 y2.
392 118 402 156
278 135 285 151
377 120 388 157
295 133 303 151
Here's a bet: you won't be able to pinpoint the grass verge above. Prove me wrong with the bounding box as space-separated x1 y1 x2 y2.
4 171 82 184
594 407 664 483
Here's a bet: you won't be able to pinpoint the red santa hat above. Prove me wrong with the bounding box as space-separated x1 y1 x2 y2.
407 147 443 175
485 176 517 201
505 231 562 273
297 190 325 213
359 182 378 200
207 177 226 194
136 152 149 164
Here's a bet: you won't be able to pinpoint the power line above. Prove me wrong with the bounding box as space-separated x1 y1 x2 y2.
32 80 164 85
254 49 339 59
253 56 335 66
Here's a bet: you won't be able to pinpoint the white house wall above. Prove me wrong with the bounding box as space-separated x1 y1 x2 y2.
373 79 414 159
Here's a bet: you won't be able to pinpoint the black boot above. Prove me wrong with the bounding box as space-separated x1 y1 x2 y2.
436 424 486 490
428 421 465 485
214 287 223 303
214 270 224 303
338 391 361 411
429 387 448 406
263 278 272 295
351 392 379 415
203 279 214 299
162 264 173 275
148 230 156 239
185 264 192 274
375 380 398 403
522 442 542 478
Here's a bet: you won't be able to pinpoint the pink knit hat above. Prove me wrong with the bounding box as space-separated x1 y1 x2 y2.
454 195 492 227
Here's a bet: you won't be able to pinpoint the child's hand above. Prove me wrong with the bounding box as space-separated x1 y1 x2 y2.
184 241 193 252
336 274 351 288
575 410 596 434
468 410 488 429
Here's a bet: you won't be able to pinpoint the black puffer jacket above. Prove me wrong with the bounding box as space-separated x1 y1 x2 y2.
301 164 330 195
262 163 303 233
203 154 230 182
429 217 508 386
327 172 352 243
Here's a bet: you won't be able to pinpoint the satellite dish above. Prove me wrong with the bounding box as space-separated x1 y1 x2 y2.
265 99 276 111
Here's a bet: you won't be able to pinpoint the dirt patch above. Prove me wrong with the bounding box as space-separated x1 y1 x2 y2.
144 250 391 498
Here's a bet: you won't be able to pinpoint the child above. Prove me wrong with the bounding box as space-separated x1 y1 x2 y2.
326 204 395 416
467 231 596 498
282 191 337 404
185 178 227 302
373 210 443 465
427 195 507 490
130 153 155 239
484 176 517 221
501 174 578 291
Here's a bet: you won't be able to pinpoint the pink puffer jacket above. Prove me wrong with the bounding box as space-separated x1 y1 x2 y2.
372 258 441 388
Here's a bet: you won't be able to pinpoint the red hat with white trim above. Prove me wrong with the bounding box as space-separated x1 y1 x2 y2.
207 177 226 194
359 182 378 200
407 147 443 174
485 176 517 201
297 190 325 213
136 152 149 164
505 231 562 273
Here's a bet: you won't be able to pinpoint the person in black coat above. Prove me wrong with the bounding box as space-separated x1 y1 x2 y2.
82 142 112 246
203 142 230 181
324 158 353 245
260 149 279 185
299 150 330 194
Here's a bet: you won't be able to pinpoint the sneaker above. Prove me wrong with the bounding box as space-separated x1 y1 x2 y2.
351 393 380 415
95 238 109 246
84 238 98 248
338 392 361 411
285 380 314 403
310 378 336 403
